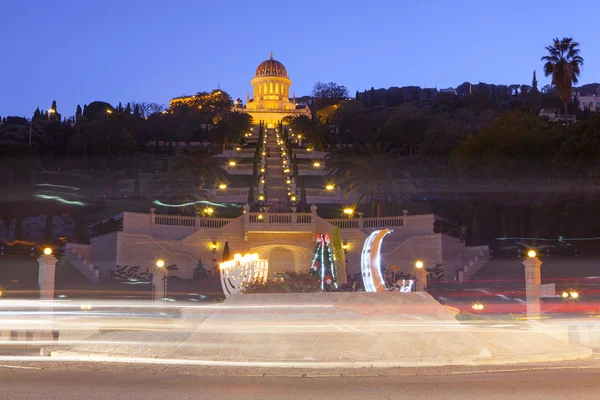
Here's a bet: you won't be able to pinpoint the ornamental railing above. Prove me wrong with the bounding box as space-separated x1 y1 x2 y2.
153 214 234 228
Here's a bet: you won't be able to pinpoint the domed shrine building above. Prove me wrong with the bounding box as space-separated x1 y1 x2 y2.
170 53 310 128
239 53 311 127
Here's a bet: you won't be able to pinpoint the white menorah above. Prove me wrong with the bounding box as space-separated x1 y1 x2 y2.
220 253 269 297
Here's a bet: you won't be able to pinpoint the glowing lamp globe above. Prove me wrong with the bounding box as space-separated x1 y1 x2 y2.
43 247 52 255
156 259 165 268
527 250 537 258
415 260 424 269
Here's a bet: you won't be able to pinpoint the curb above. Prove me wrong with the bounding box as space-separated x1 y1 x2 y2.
46 347 593 369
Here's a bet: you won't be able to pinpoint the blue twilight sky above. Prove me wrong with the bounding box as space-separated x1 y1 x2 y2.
1 0 599 118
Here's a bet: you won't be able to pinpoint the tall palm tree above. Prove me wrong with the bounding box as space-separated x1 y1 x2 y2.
541 37 584 115
329 143 415 217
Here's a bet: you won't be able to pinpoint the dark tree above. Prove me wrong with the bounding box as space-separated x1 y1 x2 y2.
410 89 420 102
75 105 82 121
222 241 230 262
311 82 349 102
532 70 539 94
369 87 376 107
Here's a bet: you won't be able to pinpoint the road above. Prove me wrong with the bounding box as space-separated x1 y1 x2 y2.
1 362 600 400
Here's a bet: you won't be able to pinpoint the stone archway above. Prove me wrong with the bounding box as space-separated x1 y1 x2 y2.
249 244 312 275
267 247 295 274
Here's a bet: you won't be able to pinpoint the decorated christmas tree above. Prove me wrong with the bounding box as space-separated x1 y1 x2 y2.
309 233 338 291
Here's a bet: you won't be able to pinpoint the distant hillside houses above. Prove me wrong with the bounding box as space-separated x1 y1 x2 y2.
574 85 600 112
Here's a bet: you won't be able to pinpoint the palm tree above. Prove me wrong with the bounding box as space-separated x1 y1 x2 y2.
286 115 312 135
328 143 415 217
177 147 228 190
541 37 584 115
211 112 253 151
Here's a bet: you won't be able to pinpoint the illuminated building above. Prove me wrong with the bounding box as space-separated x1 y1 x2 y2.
236 53 311 128
169 53 311 128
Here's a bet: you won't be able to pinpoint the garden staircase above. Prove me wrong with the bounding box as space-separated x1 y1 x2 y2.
461 246 490 282
63 245 99 283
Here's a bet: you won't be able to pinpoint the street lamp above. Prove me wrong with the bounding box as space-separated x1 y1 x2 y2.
343 208 354 218
212 243 217 254
155 259 166 302
415 260 424 269
326 184 334 191
527 250 537 258
342 243 348 254
205 207 214 216
218 184 227 189
43 247 52 256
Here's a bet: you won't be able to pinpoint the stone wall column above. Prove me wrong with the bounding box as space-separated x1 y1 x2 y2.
415 268 427 292
195 211 201 231
522 255 542 319
38 251 57 302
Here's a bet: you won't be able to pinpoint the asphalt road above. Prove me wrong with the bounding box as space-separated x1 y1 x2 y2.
1 363 600 400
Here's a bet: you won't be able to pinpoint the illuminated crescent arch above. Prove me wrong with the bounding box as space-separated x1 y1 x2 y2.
361 229 393 292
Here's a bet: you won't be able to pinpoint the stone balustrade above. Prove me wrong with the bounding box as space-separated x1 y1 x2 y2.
152 213 234 229
116 209 436 241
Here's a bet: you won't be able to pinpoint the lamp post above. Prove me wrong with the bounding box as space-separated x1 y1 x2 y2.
415 260 427 292
522 250 542 320
154 259 166 304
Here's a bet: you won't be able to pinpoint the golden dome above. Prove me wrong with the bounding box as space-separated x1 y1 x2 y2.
255 53 288 78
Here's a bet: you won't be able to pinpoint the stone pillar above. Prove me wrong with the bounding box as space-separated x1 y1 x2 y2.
38 251 57 302
195 210 201 231
402 209 408 227
150 208 156 226
415 267 427 292
358 212 364 230
291 206 297 226
522 256 542 319
263 206 270 228
152 269 166 305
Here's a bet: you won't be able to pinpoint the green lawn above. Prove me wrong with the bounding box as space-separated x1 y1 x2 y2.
226 175 254 187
